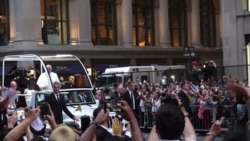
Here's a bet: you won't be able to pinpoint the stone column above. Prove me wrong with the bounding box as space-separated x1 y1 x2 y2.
69 0 79 45
9 0 16 44
69 0 93 47
159 0 170 48
116 0 122 45
121 0 133 47
191 0 201 47
9 0 42 47
221 0 238 67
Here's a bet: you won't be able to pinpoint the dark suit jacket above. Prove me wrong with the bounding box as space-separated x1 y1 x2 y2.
95 126 131 141
178 90 192 116
45 93 75 124
78 95 90 102
123 135 131 141
104 136 131 141
122 90 140 113
64 82 77 88
95 126 113 141
112 91 123 99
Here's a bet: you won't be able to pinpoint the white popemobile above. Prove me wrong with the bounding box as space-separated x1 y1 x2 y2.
1 54 99 130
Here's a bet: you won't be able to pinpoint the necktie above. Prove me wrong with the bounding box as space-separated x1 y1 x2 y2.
57 94 60 102
130 92 135 109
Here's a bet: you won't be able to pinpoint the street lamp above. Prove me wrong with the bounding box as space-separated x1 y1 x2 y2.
183 46 196 69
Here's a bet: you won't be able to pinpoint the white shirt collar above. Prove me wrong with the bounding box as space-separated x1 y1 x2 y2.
54 93 59 99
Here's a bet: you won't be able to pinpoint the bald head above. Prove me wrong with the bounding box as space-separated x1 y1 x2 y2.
117 84 124 93
10 81 17 89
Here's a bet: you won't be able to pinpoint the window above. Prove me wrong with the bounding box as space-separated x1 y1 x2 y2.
0 0 9 46
242 0 250 11
132 0 155 47
40 0 69 44
200 0 216 47
169 0 187 47
91 0 117 45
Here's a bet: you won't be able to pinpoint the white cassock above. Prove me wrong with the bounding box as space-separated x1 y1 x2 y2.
36 72 60 90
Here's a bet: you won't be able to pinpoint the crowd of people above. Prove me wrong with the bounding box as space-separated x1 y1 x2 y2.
0 80 144 141
97 75 248 128
1 68 250 141
93 74 250 141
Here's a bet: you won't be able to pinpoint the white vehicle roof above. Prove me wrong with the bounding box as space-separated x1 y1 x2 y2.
103 65 186 74
2 54 93 90
3 54 77 61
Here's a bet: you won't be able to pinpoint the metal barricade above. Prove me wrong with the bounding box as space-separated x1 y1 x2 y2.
139 104 156 129
138 104 155 129
190 104 248 132
137 104 248 131
191 105 211 132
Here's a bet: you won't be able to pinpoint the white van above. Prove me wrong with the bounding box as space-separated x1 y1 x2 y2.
1 54 98 128
98 65 186 88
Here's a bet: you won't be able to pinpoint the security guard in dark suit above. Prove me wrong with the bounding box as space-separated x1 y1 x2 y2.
45 82 79 124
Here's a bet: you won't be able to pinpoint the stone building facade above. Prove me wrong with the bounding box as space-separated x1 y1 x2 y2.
0 0 248 81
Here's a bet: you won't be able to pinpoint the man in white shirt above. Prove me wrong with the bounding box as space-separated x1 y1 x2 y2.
36 64 60 90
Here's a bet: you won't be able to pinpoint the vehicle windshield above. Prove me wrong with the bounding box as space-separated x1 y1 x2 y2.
61 90 96 105
41 55 92 89
34 90 96 106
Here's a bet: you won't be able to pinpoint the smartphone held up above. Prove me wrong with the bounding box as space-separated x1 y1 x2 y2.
16 108 25 124
38 101 49 120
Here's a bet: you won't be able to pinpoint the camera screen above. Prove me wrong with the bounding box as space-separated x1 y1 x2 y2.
39 102 49 119
105 100 121 112
16 108 25 122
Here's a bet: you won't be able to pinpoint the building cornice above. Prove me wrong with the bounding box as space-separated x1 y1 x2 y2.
0 45 222 60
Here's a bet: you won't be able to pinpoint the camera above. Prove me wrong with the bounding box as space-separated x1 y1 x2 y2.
16 108 25 123
81 115 90 132
104 95 121 112
161 94 178 106
39 101 49 120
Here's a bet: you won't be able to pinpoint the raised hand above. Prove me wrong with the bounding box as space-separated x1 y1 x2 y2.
25 108 40 122
94 109 109 124
207 117 228 136
119 100 135 121
6 111 17 128
112 117 122 137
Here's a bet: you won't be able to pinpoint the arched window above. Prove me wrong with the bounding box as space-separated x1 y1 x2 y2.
169 0 187 47
91 0 117 45
0 0 9 46
132 0 155 47
40 0 69 44
200 0 216 47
